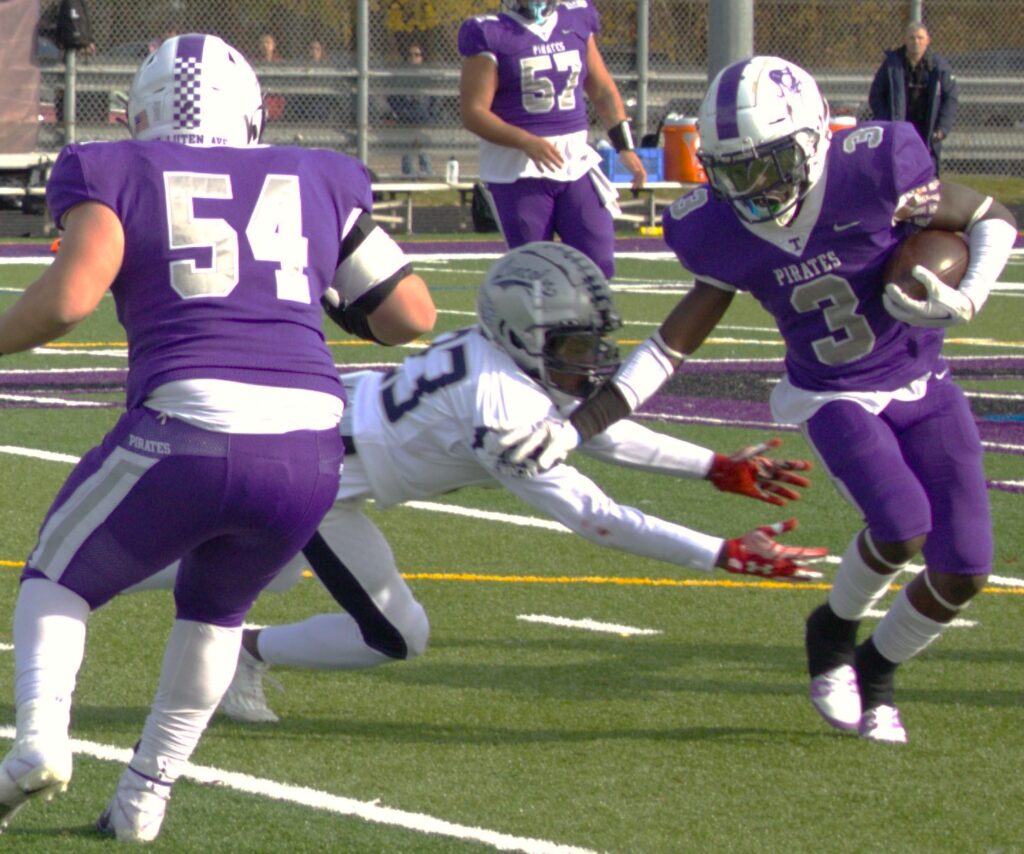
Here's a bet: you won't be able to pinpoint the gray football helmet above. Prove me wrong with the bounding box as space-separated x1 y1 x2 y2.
477 242 622 399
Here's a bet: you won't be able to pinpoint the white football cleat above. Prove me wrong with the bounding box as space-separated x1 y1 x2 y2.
219 645 281 723
858 704 908 744
0 736 73 831
96 765 172 843
809 664 861 731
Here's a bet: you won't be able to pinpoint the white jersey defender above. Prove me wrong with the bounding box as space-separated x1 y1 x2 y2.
210 243 824 722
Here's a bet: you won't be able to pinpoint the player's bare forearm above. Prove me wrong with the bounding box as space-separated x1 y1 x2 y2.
659 281 733 356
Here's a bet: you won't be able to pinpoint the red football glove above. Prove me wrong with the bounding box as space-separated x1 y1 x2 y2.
719 519 827 581
708 438 813 506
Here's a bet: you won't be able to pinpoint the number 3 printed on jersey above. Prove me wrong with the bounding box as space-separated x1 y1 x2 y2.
164 171 310 303
520 50 581 114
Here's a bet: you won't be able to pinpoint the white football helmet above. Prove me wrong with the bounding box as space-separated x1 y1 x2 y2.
478 242 622 400
697 56 830 223
127 33 265 147
501 0 558 23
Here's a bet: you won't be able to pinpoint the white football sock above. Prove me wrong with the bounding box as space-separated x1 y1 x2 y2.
132 620 241 783
828 531 903 621
13 578 89 736
871 586 945 664
258 606 428 669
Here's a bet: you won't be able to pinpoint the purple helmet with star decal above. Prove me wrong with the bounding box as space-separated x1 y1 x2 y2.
127 33 265 147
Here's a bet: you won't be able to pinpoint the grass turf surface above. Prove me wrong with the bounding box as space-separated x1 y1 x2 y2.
0 251 1022 852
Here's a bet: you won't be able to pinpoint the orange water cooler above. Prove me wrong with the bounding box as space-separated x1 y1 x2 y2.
829 115 858 135
662 116 707 183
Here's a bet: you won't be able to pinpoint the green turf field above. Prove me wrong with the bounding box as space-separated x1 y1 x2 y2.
0 249 1022 852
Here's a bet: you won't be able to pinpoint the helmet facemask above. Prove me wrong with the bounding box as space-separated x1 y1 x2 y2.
501 0 557 23
699 128 819 224
542 328 620 400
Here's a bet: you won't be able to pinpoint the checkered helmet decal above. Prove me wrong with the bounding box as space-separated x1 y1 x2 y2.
173 56 201 130
127 33 264 146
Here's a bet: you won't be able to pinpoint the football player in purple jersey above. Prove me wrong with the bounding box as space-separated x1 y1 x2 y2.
0 34 434 841
496 56 1017 743
458 0 646 278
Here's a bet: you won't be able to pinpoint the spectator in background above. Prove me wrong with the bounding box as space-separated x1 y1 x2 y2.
868 21 958 175
388 43 436 177
307 38 325 65
458 0 646 280
255 33 286 123
258 32 282 63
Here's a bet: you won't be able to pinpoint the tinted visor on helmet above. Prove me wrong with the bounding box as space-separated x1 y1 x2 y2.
543 329 620 398
700 132 815 220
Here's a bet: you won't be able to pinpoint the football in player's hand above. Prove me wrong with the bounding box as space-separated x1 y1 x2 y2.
882 230 969 300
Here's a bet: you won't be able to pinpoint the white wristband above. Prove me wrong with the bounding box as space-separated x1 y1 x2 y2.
611 335 680 411
959 215 1018 314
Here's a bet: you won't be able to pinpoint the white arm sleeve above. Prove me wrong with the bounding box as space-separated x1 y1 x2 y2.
610 332 683 412
579 419 715 479
493 461 723 573
958 210 1017 315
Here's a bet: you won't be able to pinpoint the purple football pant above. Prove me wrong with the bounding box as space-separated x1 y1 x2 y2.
22 407 343 626
486 174 616 279
804 375 991 575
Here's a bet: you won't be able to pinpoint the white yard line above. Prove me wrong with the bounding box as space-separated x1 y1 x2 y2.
0 727 597 854
518 614 661 636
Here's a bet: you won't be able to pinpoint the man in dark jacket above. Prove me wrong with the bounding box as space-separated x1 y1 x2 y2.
869 22 958 174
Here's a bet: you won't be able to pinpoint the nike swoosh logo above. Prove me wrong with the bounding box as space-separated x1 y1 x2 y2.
833 220 860 232
933 368 950 381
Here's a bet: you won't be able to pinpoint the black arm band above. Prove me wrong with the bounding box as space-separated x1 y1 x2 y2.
321 295 386 344
607 120 635 153
569 382 631 442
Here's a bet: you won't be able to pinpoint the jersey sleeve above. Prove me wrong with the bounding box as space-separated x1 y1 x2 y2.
457 16 491 59
46 144 116 228
889 121 936 196
495 459 724 572
580 419 714 478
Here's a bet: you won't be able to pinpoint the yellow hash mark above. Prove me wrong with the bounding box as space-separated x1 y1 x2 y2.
4 562 1022 595
401 571 1023 595
42 341 127 348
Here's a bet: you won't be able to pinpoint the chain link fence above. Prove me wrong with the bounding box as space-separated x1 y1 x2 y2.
31 0 1024 179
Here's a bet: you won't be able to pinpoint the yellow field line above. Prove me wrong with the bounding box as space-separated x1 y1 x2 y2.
35 336 1024 350
3 561 1020 594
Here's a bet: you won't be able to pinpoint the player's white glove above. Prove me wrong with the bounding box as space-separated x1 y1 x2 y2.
496 417 580 473
717 519 826 581
883 265 975 328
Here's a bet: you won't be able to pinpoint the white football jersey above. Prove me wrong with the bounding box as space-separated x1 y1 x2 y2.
347 327 724 572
